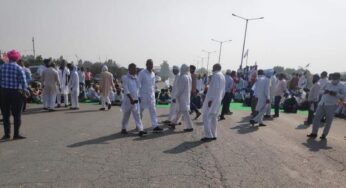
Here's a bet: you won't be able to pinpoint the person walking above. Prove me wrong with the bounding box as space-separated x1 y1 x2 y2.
273 73 288 118
163 66 180 125
189 65 202 120
304 74 321 125
219 69 234 121
99 65 115 111
0 50 28 140
201 64 225 142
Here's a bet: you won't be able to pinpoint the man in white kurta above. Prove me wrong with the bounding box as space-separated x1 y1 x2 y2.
163 66 180 124
68 65 80 110
39 60 50 109
138 59 163 132
121 63 147 137
41 61 60 112
201 64 225 142
57 61 70 108
265 71 277 118
250 70 270 126
171 64 193 131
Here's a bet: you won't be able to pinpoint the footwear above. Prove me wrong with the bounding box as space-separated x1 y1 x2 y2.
57 104 61 108
226 111 233 115
138 131 147 137
121 129 128 134
320 134 327 140
99 108 106 111
0 135 10 141
259 123 267 127
304 121 311 126
48 109 56 112
219 116 225 121
250 120 257 126
211 137 217 140
273 115 279 118
194 112 201 120
307 133 317 138
108 103 112 110
183 128 194 132
200 137 213 142
169 124 176 130
263 115 273 120
13 135 26 140
43 107 48 110
162 120 171 124
65 105 68 108
153 126 163 132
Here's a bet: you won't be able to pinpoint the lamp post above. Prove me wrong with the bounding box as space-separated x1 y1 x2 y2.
232 13 263 69
211 39 232 63
202 50 216 75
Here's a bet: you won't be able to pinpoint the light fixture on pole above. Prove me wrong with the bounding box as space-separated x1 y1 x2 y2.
202 50 216 75
211 39 232 63
232 13 263 69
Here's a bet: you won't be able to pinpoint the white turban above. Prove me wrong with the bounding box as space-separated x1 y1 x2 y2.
102 65 108 72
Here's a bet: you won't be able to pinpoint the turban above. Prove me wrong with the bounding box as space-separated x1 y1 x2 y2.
7 50 21 62
102 65 108 72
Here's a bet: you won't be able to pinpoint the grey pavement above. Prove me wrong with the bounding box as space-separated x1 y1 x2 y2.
1 103 346 188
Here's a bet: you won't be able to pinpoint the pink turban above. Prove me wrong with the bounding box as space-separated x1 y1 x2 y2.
7 50 21 62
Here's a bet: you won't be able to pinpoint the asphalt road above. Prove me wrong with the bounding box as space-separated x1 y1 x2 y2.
0 103 346 188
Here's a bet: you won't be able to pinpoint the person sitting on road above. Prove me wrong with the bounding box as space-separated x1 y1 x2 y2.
113 88 123 106
86 84 100 102
158 89 171 104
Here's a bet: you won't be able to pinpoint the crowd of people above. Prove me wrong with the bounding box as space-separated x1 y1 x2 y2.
0 49 345 142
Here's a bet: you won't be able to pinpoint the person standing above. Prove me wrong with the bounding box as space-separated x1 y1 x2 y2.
39 60 51 110
85 67 92 89
68 64 80 110
42 60 60 112
201 64 225 142
304 74 321 125
163 66 180 124
170 64 193 132
138 59 163 132
273 73 288 118
121 63 147 136
250 70 270 126
78 67 86 99
0 50 28 140
265 71 277 119
219 70 234 121
319 71 329 97
189 65 202 120
57 60 70 108
307 73 346 139
99 65 115 111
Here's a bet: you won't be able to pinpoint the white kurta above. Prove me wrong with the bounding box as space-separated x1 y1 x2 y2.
202 71 225 138
169 74 180 122
253 75 270 123
121 74 144 131
42 67 60 109
58 68 70 94
175 73 191 112
138 69 158 128
69 68 80 108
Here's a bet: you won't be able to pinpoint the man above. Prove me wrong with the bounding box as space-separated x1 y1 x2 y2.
0 50 28 141
163 66 180 124
68 64 80 110
85 67 92 89
57 60 70 108
319 71 329 97
138 59 163 132
201 64 225 142
265 71 277 119
289 73 299 91
39 60 51 110
250 70 270 126
189 65 202 119
219 70 234 120
305 74 320 125
78 67 86 99
99 65 115 111
170 64 193 132
307 73 346 139
121 63 147 136
42 60 60 112
273 73 288 118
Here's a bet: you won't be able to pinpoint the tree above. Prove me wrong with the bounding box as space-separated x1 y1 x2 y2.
196 67 208 75
273 66 285 74
159 61 170 81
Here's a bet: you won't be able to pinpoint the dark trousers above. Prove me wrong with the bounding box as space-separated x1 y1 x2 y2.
190 93 200 114
85 80 91 89
0 89 24 136
274 96 282 117
220 92 232 117
307 102 318 124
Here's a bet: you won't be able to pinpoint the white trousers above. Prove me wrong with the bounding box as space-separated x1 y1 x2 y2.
203 113 218 138
122 104 144 131
140 101 158 128
57 94 69 105
71 91 79 108
42 92 49 108
47 93 57 109
168 102 178 122
253 103 269 123
101 95 111 108
181 110 193 129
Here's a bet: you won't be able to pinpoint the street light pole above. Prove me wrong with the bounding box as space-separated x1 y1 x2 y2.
202 50 216 75
232 13 263 69
211 39 232 64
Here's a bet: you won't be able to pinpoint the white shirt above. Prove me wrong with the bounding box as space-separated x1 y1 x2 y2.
308 83 321 102
202 71 226 115
121 74 140 111
319 82 346 106
319 78 329 95
138 69 156 99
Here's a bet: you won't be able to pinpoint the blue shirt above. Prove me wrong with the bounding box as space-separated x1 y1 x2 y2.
0 61 28 90
225 75 233 92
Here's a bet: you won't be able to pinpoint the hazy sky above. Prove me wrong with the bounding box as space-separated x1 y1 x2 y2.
1 0 346 73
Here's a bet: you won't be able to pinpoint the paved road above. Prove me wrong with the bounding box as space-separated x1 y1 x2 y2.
0 103 346 188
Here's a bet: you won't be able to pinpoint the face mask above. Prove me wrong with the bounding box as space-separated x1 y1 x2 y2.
332 80 339 85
